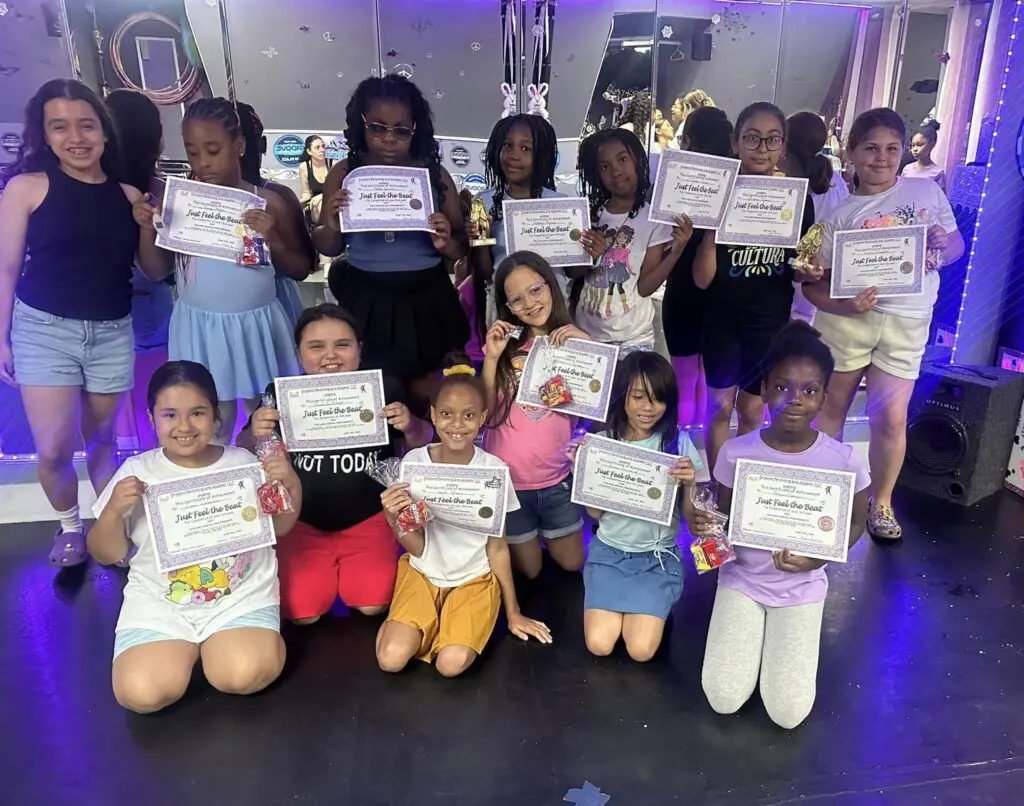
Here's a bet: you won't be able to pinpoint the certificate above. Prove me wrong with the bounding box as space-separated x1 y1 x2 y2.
728 459 856 563
400 462 511 536
274 370 388 452
514 337 619 422
340 165 435 233
830 225 926 299
156 176 265 262
649 149 740 229
571 434 680 526
715 175 809 248
144 464 276 573
502 197 591 267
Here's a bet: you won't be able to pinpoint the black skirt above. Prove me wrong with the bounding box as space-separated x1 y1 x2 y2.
329 261 469 380
661 239 705 358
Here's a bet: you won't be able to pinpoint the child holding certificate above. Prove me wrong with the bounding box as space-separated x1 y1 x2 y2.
692 102 819 476
582 352 702 662
377 354 552 677
802 108 963 541
483 252 592 579
686 323 870 729
87 361 302 714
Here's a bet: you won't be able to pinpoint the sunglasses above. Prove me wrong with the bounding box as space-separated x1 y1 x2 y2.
362 115 416 142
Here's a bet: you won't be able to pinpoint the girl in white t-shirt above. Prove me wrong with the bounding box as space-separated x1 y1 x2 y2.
804 108 964 541
88 360 302 713
377 352 552 678
575 128 690 352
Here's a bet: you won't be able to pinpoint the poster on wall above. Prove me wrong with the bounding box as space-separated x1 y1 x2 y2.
0 126 24 166
263 130 350 197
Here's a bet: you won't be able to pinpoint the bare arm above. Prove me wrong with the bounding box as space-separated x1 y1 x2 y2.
123 183 173 281
637 240 686 298
381 483 426 556
298 164 312 204
486 537 523 617
0 175 45 344
269 470 303 538
438 168 468 261
849 488 869 550
692 231 718 290
87 505 133 565
313 161 348 256
260 190 313 280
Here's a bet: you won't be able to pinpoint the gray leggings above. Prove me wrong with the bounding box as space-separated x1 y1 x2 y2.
701 586 824 729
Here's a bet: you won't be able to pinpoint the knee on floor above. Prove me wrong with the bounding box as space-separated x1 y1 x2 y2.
434 646 476 678
624 636 660 663
702 676 751 716
585 629 618 658
376 641 414 674
763 691 814 730
114 670 189 715
354 605 388 617
205 648 283 696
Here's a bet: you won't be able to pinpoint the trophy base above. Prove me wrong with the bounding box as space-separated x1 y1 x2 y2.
470 238 498 248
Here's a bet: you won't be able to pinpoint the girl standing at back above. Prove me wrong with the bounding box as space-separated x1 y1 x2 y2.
167 98 311 442
803 108 962 540
903 121 946 191
583 352 701 662
483 251 591 579
315 76 468 407
575 129 690 352
693 102 820 475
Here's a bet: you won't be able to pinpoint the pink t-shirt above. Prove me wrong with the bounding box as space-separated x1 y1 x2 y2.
484 342 574 491
713 430 871 607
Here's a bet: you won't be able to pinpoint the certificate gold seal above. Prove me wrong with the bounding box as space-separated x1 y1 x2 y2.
241 506 258 522
589 379 601 393
409 198 423 210
780 209 793 223
900 261 913 274
478 506 494 519
569 228 581 241
360 409 375 423
647 488 662 500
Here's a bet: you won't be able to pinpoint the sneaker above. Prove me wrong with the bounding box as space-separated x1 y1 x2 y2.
867 498 902 541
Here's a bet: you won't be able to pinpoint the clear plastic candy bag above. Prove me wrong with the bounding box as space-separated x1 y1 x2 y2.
254 392 294 515
688 484 736 574
364 455 432 536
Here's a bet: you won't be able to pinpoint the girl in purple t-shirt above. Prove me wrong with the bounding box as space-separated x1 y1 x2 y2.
685 322 870 729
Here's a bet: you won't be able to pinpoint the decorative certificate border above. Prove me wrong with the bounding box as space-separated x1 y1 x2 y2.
714 175 809 248
145 463 275 573
157 176 265 262
501 197 592 267
340 165 436 233
830 225 927 299
570 434 680 526
514 337 619 422
650 149 741 229
274 369 388 452
400 462 510 536
728 459 856 563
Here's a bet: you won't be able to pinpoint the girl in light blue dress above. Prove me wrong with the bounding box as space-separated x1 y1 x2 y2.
169 98 310 439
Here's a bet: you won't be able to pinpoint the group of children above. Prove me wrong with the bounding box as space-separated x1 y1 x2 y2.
0 73 961 729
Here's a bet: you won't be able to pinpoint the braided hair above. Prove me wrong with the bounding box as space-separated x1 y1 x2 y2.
577 128 649 220
343 74 446 207
236 101 266 186
483 113 558 222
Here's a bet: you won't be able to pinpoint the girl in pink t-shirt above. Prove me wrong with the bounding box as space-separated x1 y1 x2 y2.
685 322 870 729
482 251 591 579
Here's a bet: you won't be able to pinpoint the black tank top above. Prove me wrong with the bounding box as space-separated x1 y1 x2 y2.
306 161 326 197
17 166 139 321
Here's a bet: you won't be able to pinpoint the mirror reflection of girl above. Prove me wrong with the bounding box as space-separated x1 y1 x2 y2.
803 108 963 541
692 102 821 476
168 98 312 442
0 78 170 567
316 75 469 411
902 122 946 192
670 89 715 148
650 119 675 155
88 361 301 714
299 135 333 224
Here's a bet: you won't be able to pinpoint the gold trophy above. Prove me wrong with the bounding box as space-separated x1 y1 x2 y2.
789 222 825 275
469 197 497 247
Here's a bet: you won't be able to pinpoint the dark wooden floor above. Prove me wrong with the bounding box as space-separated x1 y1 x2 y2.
0 488 1022 805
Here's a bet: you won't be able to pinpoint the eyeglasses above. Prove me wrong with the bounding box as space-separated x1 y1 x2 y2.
362 115 416 142
506 282 550 312
741 134 785 152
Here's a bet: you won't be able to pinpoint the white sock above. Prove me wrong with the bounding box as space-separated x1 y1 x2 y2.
56 505 84 535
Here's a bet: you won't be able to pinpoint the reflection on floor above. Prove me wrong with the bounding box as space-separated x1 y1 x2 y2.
0 487 1022 805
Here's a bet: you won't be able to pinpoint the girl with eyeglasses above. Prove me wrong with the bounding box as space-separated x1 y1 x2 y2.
314 76 469 412
692 102 819 475
481 251 591 579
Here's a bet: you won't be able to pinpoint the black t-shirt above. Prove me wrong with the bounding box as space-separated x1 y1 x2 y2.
705 195 815 331
248 375 407 533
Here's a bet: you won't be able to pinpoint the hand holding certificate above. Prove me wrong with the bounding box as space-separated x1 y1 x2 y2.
502 197 592 267
716 175 809 249
650 150 740 229
400 463 511 536
145 464 276 573
340 166 435 233
274 370 389 452
727 460 856 563
830 225 926 299
514 337 619 421
156 176 266 263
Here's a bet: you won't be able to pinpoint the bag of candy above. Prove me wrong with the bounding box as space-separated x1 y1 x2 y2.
365 455 432 536
254 393 294 515
688 484 736 574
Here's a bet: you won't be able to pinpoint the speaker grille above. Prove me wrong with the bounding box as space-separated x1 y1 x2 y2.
906 412 969 476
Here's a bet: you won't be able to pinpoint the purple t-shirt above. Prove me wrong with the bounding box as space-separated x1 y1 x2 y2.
713 430 871 607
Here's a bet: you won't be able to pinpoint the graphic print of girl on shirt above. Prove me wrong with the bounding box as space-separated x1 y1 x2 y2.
584 223 635 318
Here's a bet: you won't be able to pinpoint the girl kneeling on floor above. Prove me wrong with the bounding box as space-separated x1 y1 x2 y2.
685 323 869 729
582 352 702 662
88 361 302 714
377 353 552 677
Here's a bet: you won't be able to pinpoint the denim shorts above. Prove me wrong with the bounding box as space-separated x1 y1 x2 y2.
505 476 583 544
583 538 683 620
10 298 134 393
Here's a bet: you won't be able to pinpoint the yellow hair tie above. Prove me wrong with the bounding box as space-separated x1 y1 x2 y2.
443 364 477 377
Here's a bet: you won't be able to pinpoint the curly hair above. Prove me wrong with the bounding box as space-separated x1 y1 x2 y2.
483 113 558 222
577 128 649 220
761 320 835 386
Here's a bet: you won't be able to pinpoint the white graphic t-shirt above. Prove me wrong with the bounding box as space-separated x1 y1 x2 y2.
576 203 673 345
820 177 958 319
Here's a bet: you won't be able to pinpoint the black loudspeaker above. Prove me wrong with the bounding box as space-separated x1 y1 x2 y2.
901 364 1024 505
691 31 713 61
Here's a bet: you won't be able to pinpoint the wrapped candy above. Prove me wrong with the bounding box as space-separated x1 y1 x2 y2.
688 485 735 574
539 374 573 408
506 325 523 340
365 455 433 536
254 392 294 515
240 231 272 267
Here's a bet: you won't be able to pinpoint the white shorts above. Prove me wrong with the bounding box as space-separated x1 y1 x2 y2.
814 309 931 380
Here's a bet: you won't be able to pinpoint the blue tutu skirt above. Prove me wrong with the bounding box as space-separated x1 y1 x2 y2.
275 276 306 328
168 299 300 401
